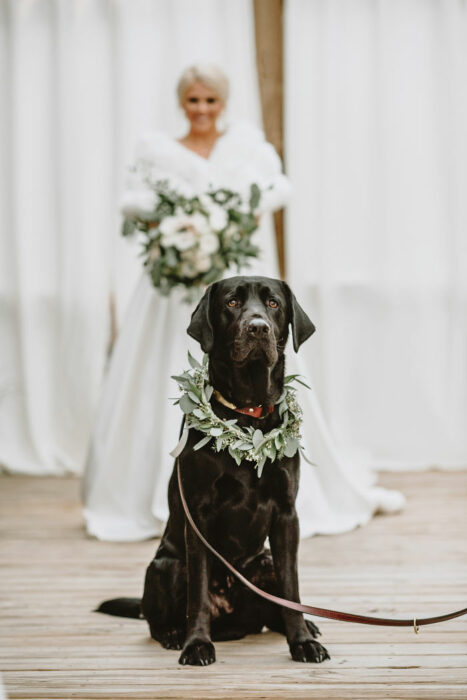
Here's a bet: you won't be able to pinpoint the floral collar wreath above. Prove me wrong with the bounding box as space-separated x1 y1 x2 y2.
171 353 312 477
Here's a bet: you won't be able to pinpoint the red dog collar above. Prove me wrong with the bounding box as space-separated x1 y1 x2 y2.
213 390 274 419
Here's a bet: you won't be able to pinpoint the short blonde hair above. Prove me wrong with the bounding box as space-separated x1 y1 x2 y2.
177 64 229 106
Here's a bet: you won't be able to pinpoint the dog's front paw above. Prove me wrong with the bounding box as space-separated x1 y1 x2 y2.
305 619 321 638
290 639 330 663
179 639 216 666
159 628 185 650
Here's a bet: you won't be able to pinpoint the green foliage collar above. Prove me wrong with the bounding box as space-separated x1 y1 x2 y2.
171 353 311 477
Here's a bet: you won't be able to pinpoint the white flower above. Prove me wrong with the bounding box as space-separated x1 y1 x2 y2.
160 213 209 251
199 194 213 211
208 203 228 232
121 190 158 217
180 258 199 278
193 251 212 272
198 232 218 255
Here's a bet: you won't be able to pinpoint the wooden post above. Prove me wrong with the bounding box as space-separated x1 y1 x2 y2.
253 0 286 279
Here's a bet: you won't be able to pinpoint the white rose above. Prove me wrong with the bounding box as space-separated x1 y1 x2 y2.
208 203 228 232
160 213 211 251
199 232 220 255
159 215 178 237
199 194 213 211
190 212 211 237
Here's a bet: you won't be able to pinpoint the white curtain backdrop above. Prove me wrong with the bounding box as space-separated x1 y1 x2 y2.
0 0 261 475
285 0 467 470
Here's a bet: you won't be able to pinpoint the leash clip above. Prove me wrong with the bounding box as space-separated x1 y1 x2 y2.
413 616 420 635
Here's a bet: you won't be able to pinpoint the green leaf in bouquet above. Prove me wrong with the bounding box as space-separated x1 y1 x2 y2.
150 260 162 287
122 217 137 237
249 183 261 212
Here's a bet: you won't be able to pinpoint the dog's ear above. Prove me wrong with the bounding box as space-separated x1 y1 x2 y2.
187 283 216 352
282 282 315 352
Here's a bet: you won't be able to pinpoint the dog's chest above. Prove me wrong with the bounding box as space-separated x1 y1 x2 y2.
207 462 296 553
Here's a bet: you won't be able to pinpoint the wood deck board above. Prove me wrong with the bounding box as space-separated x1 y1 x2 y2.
0 471 466 699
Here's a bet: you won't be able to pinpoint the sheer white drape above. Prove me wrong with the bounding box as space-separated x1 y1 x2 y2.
285 0 467 469
0 0 261 475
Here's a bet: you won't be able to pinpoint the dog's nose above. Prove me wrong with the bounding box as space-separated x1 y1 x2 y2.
247 318 271 335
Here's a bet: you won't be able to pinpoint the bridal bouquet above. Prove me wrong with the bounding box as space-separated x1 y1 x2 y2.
121 179 261 301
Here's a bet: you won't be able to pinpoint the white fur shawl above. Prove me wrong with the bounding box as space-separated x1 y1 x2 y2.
121 122 291 218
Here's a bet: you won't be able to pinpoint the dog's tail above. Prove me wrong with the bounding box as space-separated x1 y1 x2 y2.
95 597 143 619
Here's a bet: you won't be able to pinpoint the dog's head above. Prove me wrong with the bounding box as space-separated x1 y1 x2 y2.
187 276 315 367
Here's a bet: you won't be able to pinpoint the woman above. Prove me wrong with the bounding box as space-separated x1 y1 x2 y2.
83 64 403 541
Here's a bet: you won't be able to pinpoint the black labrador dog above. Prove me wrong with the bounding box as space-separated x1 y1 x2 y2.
97 276 330 667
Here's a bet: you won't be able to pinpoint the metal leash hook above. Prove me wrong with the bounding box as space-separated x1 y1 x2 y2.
413 617 420 635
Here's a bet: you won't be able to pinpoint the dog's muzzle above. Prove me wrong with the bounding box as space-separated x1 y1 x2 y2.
231 316 278 365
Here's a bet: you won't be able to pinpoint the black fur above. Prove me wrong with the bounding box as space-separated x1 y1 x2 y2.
97 276 329 666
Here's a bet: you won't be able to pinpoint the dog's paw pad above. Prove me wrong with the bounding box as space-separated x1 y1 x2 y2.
160 628 185 650
179 640 216 666
305 619 321 638
290 639 330 663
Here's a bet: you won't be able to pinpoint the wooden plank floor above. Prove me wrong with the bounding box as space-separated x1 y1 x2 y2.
1 471 466 700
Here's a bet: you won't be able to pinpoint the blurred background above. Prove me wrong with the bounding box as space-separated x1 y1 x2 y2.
0 0 466 478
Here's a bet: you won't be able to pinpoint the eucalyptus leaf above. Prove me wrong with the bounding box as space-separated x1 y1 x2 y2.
172 352 306 475
194 435 212 451
299 446 316 466
188 351 202 369
232 439 245 450
228 445 242 466
238 442 252 451
294 377 312 390
249 183 261 211
122 217 137 238
252 429 263 449
284 437 299 458
179 393 198 414
257 455 267 478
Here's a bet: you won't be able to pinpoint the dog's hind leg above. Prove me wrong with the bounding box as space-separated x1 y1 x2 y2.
238 550 322 640
141 555 187 650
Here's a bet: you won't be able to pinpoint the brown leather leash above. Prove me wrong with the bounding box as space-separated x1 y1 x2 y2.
177 459 467 633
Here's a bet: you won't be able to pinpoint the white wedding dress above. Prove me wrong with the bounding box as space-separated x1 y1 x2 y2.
82 122 404 541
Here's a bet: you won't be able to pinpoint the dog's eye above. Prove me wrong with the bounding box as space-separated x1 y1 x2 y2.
227 298 239 308
268 299 279 309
